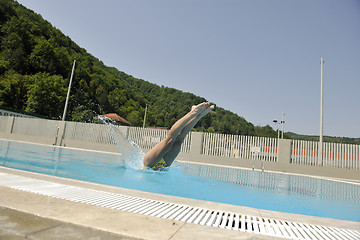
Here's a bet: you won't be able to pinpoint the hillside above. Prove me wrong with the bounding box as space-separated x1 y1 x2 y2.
1 0 359 145
0 0 267 135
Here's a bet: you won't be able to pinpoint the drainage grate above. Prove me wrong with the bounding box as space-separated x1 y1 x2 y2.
0 172 359 240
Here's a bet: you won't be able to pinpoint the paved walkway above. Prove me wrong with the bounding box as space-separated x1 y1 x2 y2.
0 207 277 240
0 207 140 240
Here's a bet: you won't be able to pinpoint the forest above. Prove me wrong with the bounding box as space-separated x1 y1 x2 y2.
0 0 269 136
1 0 358 144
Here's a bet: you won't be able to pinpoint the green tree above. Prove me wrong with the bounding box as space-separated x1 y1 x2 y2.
25 72 66 118
0 0 16 23
126 110 141 126
71 105 94 122
254 125 277 138
108 88 128 112
0 71 28 109
29 38 56 73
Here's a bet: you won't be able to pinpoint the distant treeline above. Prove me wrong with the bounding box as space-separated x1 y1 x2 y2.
0 0 358 144
286 132 360 145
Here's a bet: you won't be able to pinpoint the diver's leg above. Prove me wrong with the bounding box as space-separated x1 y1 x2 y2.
143 102 210 168
163 104 215 166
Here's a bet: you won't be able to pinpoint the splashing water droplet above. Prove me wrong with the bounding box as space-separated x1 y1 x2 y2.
97 115 145 169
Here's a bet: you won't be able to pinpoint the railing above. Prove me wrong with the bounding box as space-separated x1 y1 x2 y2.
0 116 359 170
0 117 7 133
12 117 57 138
127 127 191 153
202 133 278 162
291 140 320 166
64 121 115 144
62 122 191 153
291 139 360 169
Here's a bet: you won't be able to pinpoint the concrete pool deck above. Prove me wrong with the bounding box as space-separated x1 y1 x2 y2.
0 207 142 240
0 167 359 240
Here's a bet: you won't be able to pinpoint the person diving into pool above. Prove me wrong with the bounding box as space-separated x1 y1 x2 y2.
143 102 215 171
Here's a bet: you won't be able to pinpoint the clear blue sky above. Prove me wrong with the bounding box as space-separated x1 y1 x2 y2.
17 0 360 138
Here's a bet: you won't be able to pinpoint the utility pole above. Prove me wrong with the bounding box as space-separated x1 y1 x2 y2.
62 60 76 121
143 104 148 128
319 57 324 165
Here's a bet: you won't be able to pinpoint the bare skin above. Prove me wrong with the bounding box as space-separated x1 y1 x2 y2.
143 102 215 170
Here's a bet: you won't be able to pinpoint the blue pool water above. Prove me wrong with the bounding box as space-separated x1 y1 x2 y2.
0 139 359 222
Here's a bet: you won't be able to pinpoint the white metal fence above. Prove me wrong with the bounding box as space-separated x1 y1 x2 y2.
127 127 191 153
63 123 191 153
202 132 359 169
202 133 278 162
12 117 58 138
291 139 360 169
62 123 192 153
64 121 116 144
0 116 359 170
0 117 7 133
291 140 320 166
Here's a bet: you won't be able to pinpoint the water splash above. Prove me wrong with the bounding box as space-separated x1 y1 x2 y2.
97 115 145 169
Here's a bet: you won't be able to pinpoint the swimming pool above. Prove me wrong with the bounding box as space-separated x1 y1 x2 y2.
0 139 359 222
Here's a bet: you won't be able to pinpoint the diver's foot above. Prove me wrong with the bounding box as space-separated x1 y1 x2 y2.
191 102 210 115
198 104 215 118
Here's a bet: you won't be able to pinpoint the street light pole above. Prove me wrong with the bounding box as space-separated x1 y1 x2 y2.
319 57 324 165
273 120 280 140
273 119 280 161
62 60 76 121
281 112 285 139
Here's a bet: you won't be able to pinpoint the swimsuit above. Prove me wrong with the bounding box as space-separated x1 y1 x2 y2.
151 158 168 170
145 158 168 170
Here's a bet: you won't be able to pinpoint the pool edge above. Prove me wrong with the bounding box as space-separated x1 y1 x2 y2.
0 167 287 240
1 166 359 233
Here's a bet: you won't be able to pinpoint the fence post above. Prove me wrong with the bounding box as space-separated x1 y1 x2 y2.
278 139 291 170
56 121 66 146
118 126 129 139
189 132 204 159
5 116 15 134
